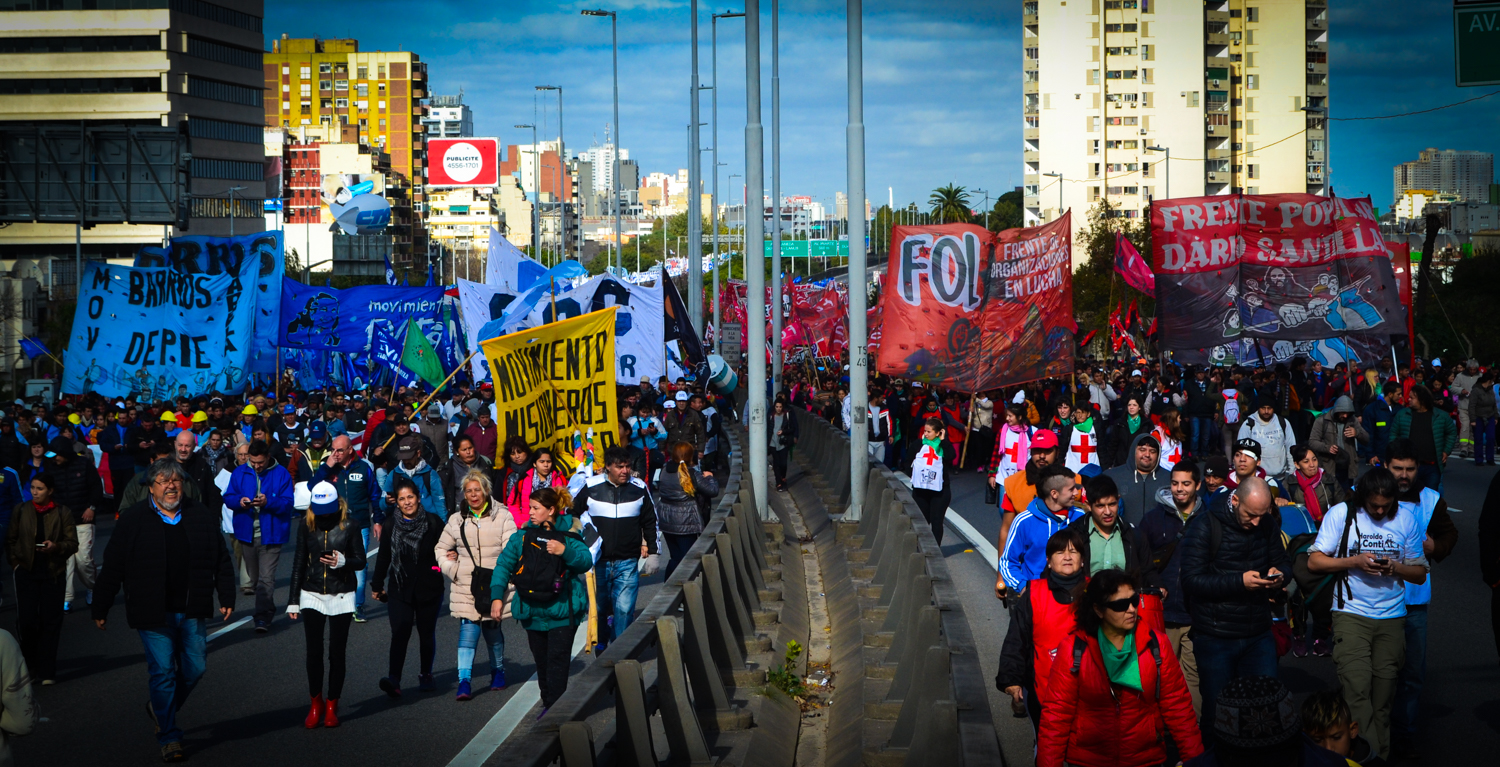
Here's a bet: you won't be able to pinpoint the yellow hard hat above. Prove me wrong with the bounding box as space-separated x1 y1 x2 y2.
192 410 208 423
68 413 81 424
242 404 258 416
159 411 177 423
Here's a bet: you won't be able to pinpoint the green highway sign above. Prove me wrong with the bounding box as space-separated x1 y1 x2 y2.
1455 2 1500 86
762 239 850 257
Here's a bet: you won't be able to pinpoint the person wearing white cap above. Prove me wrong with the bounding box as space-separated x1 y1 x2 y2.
287 481 365 729
662 390 706 454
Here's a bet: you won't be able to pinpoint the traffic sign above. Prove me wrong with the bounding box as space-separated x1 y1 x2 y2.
1455 2 1500 86
762 240 850 257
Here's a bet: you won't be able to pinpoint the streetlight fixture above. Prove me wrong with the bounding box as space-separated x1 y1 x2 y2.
582 8 622 271
711 10 745 351
1144 145 1169 199
537 85 566 259
1042 172 1063 221
225 185 247 238
515 123 541 259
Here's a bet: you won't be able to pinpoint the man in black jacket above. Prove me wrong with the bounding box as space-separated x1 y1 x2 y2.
1139 461 1207 715
573 446 658 647
0 418 27 476
1067 474 1159 585
46 437 102 611
92 458 235 763
1180 476 1291 742
173 431 222 512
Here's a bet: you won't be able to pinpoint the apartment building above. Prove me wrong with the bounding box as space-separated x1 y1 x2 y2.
0 0 267 272
423 93 473 139
1024 0 1329 263
1394 148 1494 207
262 35 426 260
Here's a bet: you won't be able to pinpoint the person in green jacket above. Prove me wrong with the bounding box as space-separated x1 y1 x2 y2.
488 485 592 714
1390 385 1457 491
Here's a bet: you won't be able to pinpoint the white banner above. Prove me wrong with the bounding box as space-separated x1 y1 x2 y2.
485 229 546 290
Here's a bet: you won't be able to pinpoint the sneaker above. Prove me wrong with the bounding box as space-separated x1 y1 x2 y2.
352 606 367 624
1313 637 1333 656
160 741 187 762
241 588 255 596
456 679 472 701
379 676 402 699
417 673 435 692
490 668 506 691
40 679 54 686
1290 635 1309 658
254 620 269 634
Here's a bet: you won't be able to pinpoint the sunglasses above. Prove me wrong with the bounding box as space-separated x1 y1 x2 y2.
1102 594 1141 613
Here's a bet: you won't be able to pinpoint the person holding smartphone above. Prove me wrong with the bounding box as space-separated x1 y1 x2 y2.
286 482 365 729
225 440 295 633
1308 468 1429 762
4 473 78 685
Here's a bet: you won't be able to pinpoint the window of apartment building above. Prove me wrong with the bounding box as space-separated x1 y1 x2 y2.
1106 70 1137 79
378 64 387 78
1024 47 1039 59
1245 74 1258 90
378 82 387 95
1105 1 1139 8
336 98 348 108
379 119 387 130
1232 120 1244 130
1247 164 1259 179
378 100 386 110
358 118 368 128
1247 7 1259 22
1144 162 1154 178
1246 186 1258 195
1208 113 1229 126
1107 186 1140 195
335 80 348 91
300 100 311 111
1106 47 1137 56
319 80 331 91
281 65 290 75
1091 139 1101 155
1246 52 1255 66
1090 187 1101 201
1106 163 1140 172
357 65 368 79
1247 119 1256 134
1104 23 1138 32
1089 116 1100 131
1186 91 1199 107
299 83 311 96
321 98 332 109
281 83 289 93
1246 30 1256 44
282 100 290 111
1025 70 1039 83
299 66 310 79
1106 116 1139 126
1229 9 1242 17
1105 140 1140 149
357 83 369 97
1142 69 1153 83
334 63 347 73
1088 69 1100 85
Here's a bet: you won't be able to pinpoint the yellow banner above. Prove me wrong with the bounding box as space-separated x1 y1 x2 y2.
479 307 619 471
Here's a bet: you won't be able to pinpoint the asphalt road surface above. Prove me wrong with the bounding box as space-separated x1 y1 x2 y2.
1 521 669 767
927 455 1500 765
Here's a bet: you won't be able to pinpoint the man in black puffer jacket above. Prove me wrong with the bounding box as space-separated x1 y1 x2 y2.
1179 476 1291 742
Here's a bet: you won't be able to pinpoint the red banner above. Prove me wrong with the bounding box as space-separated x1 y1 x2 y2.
876 216 1074 392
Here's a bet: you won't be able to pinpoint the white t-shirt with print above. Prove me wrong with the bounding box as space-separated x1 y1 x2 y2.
1312 502 1425 620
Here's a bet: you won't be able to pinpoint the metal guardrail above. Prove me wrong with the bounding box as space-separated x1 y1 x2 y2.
792 409 1003 767
493 425 804 766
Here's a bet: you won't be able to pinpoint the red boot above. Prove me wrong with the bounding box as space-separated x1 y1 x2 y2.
305 695 324 729
323 699 340 728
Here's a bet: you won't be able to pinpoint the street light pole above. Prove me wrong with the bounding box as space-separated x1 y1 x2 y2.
744 0 768 519
846 0 868 520
583 9 622 271
226 185 247 239
537 86 565 259
515 123 540 259
1043 171 1063 220
687 0 705 334
1145 145 1169 199
713 11 744 352
769 0 782 394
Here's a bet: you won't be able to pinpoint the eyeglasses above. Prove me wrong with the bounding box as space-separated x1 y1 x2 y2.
1101 594 1140 613
152 478 183 487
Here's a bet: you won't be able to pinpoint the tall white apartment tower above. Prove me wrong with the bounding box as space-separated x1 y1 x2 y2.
1024 0 1329 267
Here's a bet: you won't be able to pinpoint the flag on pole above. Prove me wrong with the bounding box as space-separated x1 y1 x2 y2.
426 261 435 287
1113 232 1156 297
400 318 445 387
19 337 50 360
384 255 397 286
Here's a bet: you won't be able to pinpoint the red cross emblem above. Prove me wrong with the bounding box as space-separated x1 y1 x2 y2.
1071 434 1095 465
1003 437 1024 465
922 447 940 466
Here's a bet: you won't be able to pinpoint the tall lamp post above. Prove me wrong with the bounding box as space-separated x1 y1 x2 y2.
846 0 868 519
769 0 783 394
712 10 744 351
1145 145 1169 199
226 185 247 238
582 8 622 271
744 0 768 518
537 86 565 259
515 123 540 259
1043 171 1063 221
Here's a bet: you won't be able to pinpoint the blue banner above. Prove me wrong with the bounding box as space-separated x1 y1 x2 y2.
136 231 285 374
63 261 257 399
279 280 445 353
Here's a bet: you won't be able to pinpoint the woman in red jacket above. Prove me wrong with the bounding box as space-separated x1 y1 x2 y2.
1038 568 1204 767
994 528 1086 732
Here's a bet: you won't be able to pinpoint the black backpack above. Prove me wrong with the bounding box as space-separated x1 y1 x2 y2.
511 527 580 600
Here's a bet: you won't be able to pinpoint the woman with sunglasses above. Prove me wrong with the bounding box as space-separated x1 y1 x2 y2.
995 528 1086 733
1037 568 1203 767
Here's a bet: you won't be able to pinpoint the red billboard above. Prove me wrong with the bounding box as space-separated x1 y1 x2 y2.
426 137 499 188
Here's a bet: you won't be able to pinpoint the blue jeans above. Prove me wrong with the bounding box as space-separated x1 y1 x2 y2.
1189 416 1216 458
355 527 370 608
1474 417 1497 464
1392 605 1428 742
1416 463 1443 493
596 559 640 642
138 614 207 747
456 618 504 681
1192 629 1279 742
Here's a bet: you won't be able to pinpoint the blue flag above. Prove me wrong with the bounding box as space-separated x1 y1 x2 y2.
19 337 49 360
426 262 435 287
384 255 397 286
279 280 445 353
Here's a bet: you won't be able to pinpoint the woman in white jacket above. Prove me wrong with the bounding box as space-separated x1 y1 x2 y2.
437 470 519 701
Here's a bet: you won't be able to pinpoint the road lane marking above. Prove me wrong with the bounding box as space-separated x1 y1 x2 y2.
445 628 591 767
207 547 379 642
893 474 1000 571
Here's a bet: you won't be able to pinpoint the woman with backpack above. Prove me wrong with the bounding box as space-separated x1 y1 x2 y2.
1037 567 1203 767
657 441 719 578
287 482 366 728
437 470 519 701
372 475 446 698
488 486 592 716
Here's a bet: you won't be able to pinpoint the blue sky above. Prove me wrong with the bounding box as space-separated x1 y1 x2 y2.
266 0 1499 213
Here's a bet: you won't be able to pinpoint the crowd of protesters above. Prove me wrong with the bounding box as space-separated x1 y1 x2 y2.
766 350 1495 767
0 373 730 762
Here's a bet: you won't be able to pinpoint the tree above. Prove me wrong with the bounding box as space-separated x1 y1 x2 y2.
928 184 973 224
285 246 304 277
1072 199 1153 339
987 190 1025 232
872 204 894 254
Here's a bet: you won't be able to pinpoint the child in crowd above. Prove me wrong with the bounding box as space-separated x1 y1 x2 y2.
1301 689 1380 767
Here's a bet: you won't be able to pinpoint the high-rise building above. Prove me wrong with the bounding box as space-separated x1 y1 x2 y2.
1393 149 1494 207
579 140 629 195
0 0 267 276
835 191 849 220
263 36 427 260
423 93 473 138
1025 0 1329 263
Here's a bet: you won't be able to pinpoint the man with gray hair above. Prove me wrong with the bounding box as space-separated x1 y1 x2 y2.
92 458 235 763
1180 476 1293 743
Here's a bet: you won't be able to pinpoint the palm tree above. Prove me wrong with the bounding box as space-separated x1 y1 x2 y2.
928 184 972 223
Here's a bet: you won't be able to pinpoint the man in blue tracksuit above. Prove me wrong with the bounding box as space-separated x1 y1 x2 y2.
311 433 382 622
224 440 295 632
999 464 1085 596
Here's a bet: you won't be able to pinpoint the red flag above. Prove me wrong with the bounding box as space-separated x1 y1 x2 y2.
1078 329 1097 348
1114 232 1156 297
1126 298 1140 332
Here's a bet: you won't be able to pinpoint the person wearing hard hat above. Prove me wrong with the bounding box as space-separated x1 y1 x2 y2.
160 410 186 441
237 404 260 446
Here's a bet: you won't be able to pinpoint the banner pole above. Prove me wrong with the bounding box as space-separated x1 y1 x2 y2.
375 349 480 456
959 391 977 469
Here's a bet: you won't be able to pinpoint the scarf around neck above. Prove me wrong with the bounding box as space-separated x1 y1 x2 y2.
1098 627 1142 692
1297 468 1326 522
1126 414 1142 433
389 512 428 593
1074 416 1095 434
921 437 945 458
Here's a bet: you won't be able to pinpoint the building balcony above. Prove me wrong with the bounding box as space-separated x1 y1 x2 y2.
1207 123 1229 138
1024 80 1039 94
1024 13 1037 25
1206 32 1231 47
1207 148 1231 160
1308 17 1327 30
1307 41 1327 53
1307 62 1328 74
1024 150 1040 164
1206 55 1231 69
1206 9 1230 23
1025 127 1040 140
